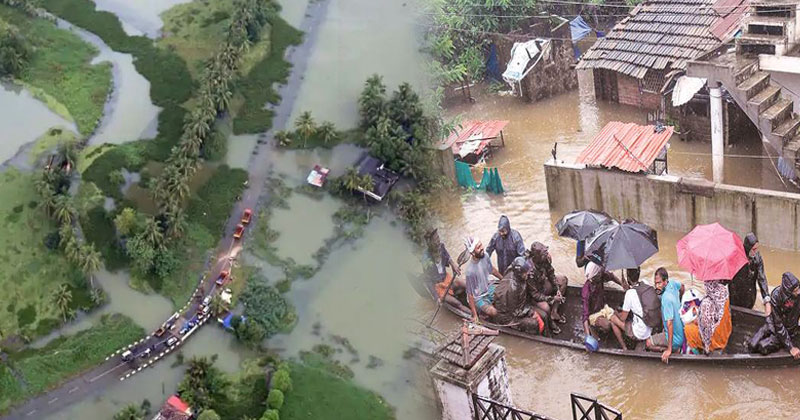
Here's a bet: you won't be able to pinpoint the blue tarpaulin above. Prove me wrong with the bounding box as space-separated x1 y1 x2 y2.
486 43 502 81
570 16 592 42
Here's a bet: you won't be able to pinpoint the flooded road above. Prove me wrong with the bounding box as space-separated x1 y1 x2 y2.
0 82 76 165
432 88 800 419
286 0 427 126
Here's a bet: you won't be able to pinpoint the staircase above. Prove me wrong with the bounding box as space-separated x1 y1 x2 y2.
688 0 800 178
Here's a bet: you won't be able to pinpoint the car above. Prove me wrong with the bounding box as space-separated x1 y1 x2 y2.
202 305 211 315
154 326 167 337
140 348 152 358
241 208 252 225
121 350 133 362
216 271 230 286
166 337 178 347
202 296 212 306
233 224 245 239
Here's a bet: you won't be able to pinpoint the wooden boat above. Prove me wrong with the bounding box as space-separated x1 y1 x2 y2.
430 283 800 367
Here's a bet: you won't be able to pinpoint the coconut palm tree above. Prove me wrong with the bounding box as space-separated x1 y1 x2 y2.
142 217 165 250
37 188 57 217
294 111 316 148
317 122 338 146
52 283 73 322
79 244 101 275
165 208 187 240
53 194 75 225
113 404 143 420
340 168 361 193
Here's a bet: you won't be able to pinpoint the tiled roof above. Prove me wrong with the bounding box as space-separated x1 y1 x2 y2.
576 122 674 172
577 0 748 78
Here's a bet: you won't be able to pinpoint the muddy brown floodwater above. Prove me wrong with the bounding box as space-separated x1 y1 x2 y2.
430 85 800 419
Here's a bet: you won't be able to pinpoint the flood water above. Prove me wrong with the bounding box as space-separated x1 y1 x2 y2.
0 82 76 165
431 87 800 419
92 0 193 38
54 20 161 145
286 0 428 126
269 193 339 265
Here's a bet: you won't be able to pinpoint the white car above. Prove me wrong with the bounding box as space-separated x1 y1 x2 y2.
121 350 133 361
166 337 178 347
202 296 212 306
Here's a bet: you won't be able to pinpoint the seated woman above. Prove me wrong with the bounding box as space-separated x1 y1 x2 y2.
684 280 732 355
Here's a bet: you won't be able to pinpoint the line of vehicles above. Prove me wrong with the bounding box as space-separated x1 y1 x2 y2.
121 208 253 367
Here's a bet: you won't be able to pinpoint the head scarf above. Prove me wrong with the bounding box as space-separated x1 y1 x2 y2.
699 280 729 353
464 236 478 254
585 262 602 282
743 233 758 257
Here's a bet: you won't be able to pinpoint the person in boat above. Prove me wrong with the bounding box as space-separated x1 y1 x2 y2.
464 237 502 322
424 228 466 311
582 262 627 341
493 257 546 335
684 280 732 355
486 215 526 276
747 272 800 359
730 233 771 314
648 267 685 364
609 267 660 350
526 241 568 331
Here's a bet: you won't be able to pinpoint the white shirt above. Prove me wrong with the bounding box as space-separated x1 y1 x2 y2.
623 288 651 340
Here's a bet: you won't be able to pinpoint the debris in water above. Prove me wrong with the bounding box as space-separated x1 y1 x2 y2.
366 355 384 369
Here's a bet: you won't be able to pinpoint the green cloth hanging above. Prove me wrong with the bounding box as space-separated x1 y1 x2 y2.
455 160 477 189
492 168 505 194
478 168 490 190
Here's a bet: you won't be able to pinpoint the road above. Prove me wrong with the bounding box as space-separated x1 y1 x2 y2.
1 0 330 418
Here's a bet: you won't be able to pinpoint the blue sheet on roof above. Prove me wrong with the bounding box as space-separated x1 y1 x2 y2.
570 16 592 42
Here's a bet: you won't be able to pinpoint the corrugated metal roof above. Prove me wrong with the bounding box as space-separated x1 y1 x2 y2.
576 122 674 173
440 119 509 153
576 0 749 78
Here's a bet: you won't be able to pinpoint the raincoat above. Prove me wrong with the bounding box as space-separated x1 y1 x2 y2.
494 270 530 325
748 272 800 355
730 233 770 309
526 242 568 303
486 215 526 276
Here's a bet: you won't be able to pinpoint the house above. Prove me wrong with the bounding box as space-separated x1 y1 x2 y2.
576 0 750 143
355 154 399 202
152 395 193 420
576 121 674 175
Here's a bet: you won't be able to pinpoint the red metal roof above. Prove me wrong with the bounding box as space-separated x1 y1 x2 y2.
441 120 509 153
166 395 191 414
576 122 674 173
710 0 749 40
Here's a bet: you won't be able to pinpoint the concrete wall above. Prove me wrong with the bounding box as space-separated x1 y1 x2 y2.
545 162 800 251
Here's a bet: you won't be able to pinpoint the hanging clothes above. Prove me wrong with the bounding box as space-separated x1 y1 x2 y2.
455 160 477 189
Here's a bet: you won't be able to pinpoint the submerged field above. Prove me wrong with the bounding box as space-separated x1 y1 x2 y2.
0 4 111 135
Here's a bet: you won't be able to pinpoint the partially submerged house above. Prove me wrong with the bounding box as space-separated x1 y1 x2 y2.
355 154 399 202
493 15 579 102
576 0 751 143
152 395 193 420
576 122 674 175
687 0 800 181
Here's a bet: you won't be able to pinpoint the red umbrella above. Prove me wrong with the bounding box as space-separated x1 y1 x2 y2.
676 223 748 281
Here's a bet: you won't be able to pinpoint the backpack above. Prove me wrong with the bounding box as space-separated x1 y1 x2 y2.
633 283 662 329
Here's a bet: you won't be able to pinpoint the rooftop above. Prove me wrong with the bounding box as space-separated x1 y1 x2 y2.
576 122 674 173
576 0 748 78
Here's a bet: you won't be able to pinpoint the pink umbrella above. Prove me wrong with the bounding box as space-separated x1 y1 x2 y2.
676 223 748 281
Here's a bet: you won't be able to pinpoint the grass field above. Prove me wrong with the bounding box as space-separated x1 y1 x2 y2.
0 5 112 135
0 314 144 414
281 362 395 420
0 169 95 341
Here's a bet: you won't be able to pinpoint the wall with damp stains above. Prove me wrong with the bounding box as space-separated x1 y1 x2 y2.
545 161 800 251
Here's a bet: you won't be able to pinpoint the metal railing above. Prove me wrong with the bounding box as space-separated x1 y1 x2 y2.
472 394 552 420
571 393 623 420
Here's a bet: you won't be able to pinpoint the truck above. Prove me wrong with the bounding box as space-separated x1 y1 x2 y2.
241 208 252 225
233 224 245 240
215 270 230 286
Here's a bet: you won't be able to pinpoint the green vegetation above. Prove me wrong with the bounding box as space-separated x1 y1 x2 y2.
232 14 302 134
281 362 394 420
0 314 144 413
238 273 296 337
28 127 78 165
0 4 111 134
0 18 30 77
177 357 270 420
0 169 97 341
113 404 145 420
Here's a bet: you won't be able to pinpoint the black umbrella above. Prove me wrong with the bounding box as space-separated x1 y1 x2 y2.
584 220 658 270
555 209 613 241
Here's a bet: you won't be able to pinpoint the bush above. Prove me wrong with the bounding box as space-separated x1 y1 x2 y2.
240 278 296 337
202 126 227 161
261 409 280 420
267 389 284 410
0 20 31 77
272 368 292 393
186 165 247 234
